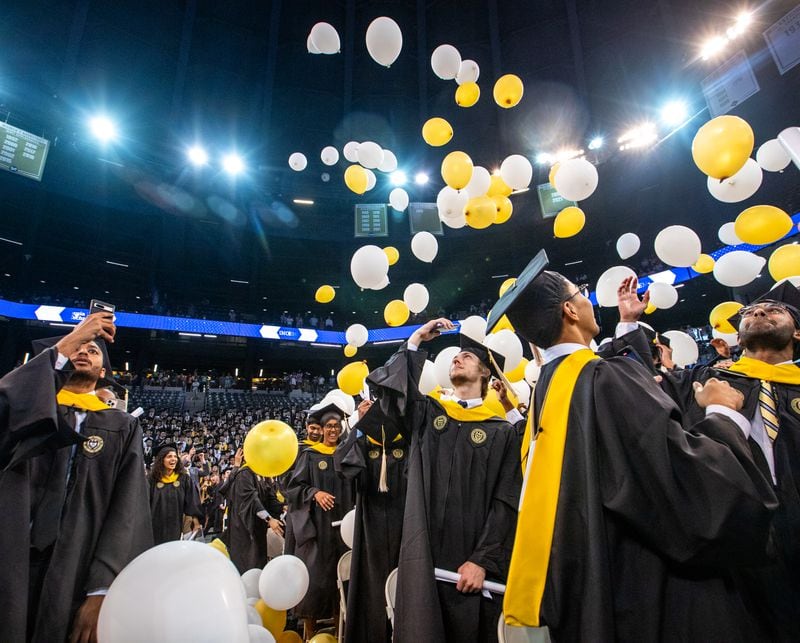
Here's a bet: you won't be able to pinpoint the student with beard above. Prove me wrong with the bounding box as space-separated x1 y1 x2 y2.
148 443 203 544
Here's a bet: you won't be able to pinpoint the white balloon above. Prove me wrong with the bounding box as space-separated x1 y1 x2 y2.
365 168 377 191
345 324 369 348
258 555 309 610
712 328 739 347
756 139 792 172
707 158 762 203
713 251 766 287
431 44 461 80
661 330 699 368
97 541 249 643
464 166 491 198
245 606 262 627
403 283 429 313
441 211 467 228
247 597 260 607
241 569 262 599
351 245 389 289
553 158 598 201
459 315 487 342
320 146 339 166
248 625 276 643
524 359 541 386
340 509 356 549
288 152 307 172
511 380 531 405
654 225 702 267
433 346 460 388
389 188 409 211
773 275 800 288
357 141 384 169
455 59 480 85
309 22 340 55
365 17 403 67
378 150 398 173
370 273 389 290
437 186 469 218
647 282 678 309
306 33 320 54
718 222 744 246
418 359 438 395
343 141 360 163
322 389 356 416
616 233 640 260
411 231 438 263
484 329 524 372
500 155 533 190
595 266 638 307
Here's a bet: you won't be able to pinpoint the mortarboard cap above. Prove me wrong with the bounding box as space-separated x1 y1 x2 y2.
309 402 345 425
458 334 507 380
352 402 401 444
32 335 127 397
153 442 178 457
727 280 800 330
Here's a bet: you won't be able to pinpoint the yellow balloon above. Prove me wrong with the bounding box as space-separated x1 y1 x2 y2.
337 361 370 396
553 206 586 238
709 301 743 334
384 299 410 327
243 421 299 477
344 164 368 194
308 635 337 643
505 357 529 383
692 254 715 274
254 600 286 637
491 314 515 333
492 195 513 224
487 174 512 197
548 162 561 187
691 115 754 179
208 538 230 559
455 82 480 107
441 151 474 190
344 344 357 358
493 74 524 108
422 117 453 147
734 205 793 245
499 278 516 297
276 632 303 643
464 196 496 229
383 246 399 265
315 285 335 303
769 244 800 281
644 302 657 315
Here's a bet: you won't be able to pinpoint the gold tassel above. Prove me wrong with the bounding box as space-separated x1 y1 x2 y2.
378 425 389 493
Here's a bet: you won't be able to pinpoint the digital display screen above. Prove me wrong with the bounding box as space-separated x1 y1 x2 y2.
537 182 577 218
354 203 388 237
0 122 49 181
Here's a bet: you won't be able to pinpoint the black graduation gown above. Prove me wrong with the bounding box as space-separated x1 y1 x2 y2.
367 344 522 643
0 347 153 643
521 352 777 642
225 466 284 573
334 426 408 643
286 446 355 620
282 439 317 557
149 472 202 545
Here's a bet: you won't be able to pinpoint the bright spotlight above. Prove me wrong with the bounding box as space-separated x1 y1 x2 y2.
414 172 429 185
618 123 658 151
660 100 688 126
700 35 728 60
588 137 604 151
390 171 407 186
187 145 209 167
222 153 244 176
728 11 752 38
535 153 552 165
88 115 117 143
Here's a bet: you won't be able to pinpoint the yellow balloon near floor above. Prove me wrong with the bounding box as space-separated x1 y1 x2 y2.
441 151 474 190
734 205 792 245
487 174 512 197
493 74 524 108
276 631 303 643
344 344 357 358
344 164 368 194
709 301 743 334
692 254 715 274
384 299 410 327
243 421 299 477
309 634 337 643
769 244 800 281
383 246 399 265
499 278 516 297
464 196 495 229
455 82 480 107
691 115 754 179
553 206 585 238
337 361 370 396
492 195 513 224
315 285 335 303
254 600 286 637
208 538 230 559
422 117 453 146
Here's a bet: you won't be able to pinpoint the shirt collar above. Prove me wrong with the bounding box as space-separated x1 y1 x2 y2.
542 342 591 365
439 393 484 408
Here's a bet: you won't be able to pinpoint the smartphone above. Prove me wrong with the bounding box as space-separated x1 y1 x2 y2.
89 299 115 315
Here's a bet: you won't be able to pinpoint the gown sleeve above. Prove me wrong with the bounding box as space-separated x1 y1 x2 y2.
182 473 204 519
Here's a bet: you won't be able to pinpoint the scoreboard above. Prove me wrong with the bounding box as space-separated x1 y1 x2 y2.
0 122 49 181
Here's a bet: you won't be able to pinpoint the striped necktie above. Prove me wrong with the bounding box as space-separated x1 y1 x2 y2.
759 380 779 441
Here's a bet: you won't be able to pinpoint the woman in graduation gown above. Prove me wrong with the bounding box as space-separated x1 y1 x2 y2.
148 444 203 544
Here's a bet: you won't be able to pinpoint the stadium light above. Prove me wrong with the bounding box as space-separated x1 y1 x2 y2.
660 100 689 126
222 153 244 176
390 171 407 186
535 153 552 165
415 172 429 185
187 145 209 167
88 115 118 143
588 137 604 151
618 123 658 151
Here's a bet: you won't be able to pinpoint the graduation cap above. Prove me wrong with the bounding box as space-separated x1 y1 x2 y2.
32 335 127 397
309 401 345 426
727 280 800 330
459 333 507 381
486 249 569 347
153 442 178 457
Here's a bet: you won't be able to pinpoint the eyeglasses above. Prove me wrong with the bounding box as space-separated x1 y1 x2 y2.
323 423 341 430
738 302 790 318
564 283 589 302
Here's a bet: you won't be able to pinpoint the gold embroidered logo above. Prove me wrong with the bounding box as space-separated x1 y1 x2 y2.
83 435 104 454
470 428 487 445
173 480 180 488
368 449 380 460
318 460 328 470
791 398 800 415
392 448 404 459
156 482 164 489
433 415 448 430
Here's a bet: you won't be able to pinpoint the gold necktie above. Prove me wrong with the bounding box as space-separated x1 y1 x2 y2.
759 380 779 441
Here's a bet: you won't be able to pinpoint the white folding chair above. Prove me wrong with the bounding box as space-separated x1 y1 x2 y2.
385 567 398 628
336 550 352 643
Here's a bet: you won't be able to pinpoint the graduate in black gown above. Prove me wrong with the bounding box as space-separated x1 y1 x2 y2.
286 404 355 639
493 251 778 643
148 443 203 544
0 313 152 643
334 400 408 643
367 327 522 643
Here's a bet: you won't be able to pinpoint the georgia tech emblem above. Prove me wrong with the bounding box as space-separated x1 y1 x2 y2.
433 415 448 430
82 435 104 455
791 398 800 415
173 481 180 487
392 448 404 459
470 428 487 445
368 449 380 459
318 460 328 470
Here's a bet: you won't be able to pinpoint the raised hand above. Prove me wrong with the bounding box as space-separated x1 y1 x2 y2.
617 276 649 323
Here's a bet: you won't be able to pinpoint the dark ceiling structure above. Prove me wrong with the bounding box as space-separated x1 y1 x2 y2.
0 0 798 373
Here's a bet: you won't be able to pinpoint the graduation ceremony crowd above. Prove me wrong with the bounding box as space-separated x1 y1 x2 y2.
3 254 800 643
